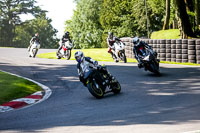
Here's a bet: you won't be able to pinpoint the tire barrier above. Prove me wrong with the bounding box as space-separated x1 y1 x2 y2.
160 39 166 61
188 39 196 63
120 37 200 64
166 39 171 62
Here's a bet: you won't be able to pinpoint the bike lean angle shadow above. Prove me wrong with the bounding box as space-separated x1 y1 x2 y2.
0 61 200 132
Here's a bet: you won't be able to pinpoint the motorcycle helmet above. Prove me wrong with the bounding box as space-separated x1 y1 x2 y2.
133 37 139 45
108 32 113 39
35 33 39 37
75 51 84 63
65 31 69 37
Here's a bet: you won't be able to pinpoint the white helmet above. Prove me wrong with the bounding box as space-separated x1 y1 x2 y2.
74 51 84 63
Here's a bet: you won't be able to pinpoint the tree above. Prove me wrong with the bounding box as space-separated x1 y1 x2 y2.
0 0 45 46
65 0 104 48
195 0 200 29
163 0 170 30
14 13 58 48
175 0 195 38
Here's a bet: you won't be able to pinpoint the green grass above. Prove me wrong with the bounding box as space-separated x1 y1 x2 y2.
160 61 200 66
0 71 42 105
37 48 200 66
37 48 136 62
151 29 180 39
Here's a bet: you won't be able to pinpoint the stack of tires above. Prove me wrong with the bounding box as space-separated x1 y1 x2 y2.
196 39 200 64
153 40 157 55
148 39 153 48
176 39 182 63
159 39 166 61
122 38 132 58
182 39 188 63
156 40 160 59
129 39 134 59
166 39 171 62
171 39 176 62
188 39 196 63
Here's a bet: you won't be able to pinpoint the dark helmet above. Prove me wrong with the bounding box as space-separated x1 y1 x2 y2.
108 32 113 39
133 37 139 45
74 51 84 63
65 31 69 37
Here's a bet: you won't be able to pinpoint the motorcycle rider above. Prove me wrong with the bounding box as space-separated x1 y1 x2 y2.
57 31 72 53
28 33 40 52
75 51 114 87
107 32 121 62
133 37 155 68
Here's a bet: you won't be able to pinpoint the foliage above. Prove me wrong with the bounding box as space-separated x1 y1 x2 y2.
0 0 58 48
65 0 104 48
14 14 58 48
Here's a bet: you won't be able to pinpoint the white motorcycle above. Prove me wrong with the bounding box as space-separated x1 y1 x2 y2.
29 42 40 58
56 41 73 60
111 40 127 63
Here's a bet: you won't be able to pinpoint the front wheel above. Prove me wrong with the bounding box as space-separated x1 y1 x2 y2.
66 50 71 60
33 49 38 58
111 81 121 94
87 80 104 99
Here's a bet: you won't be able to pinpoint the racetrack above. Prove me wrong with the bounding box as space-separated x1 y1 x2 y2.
0 48 200 133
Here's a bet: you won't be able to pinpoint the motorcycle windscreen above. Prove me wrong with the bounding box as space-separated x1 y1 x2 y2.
83 68 93 79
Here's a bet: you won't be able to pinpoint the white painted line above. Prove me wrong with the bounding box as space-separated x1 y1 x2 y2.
0 106 14 112
32 91 43 96
0 70 52 113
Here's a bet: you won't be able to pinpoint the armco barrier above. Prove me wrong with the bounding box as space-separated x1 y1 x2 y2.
121 38 200 64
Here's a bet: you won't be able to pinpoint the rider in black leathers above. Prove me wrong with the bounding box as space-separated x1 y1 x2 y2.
132 37 153 68
57 31 72 52
74 51 114 86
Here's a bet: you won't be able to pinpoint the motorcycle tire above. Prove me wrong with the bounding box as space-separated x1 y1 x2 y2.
66 50 71 60
150 61 160 75
56 52 61 59
87 81 104 99
33 49 38 58
122 53 127 63
111 80 121 94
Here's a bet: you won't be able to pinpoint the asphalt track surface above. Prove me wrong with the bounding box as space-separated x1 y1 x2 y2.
0 48 200 133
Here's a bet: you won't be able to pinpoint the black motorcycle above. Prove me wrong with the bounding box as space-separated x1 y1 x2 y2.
139 48 160 74
83 65 121 98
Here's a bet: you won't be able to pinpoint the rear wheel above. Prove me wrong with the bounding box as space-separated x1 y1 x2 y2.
122 52 127 63
111 81 121 94
150 61 160 75
87 81 104 99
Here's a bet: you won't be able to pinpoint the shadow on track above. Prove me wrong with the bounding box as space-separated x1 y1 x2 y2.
0 62 200 132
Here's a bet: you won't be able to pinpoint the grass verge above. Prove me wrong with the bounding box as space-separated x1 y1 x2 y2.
151 29 180 39
0 71 42 105
37 48 136 62
37 48 200 66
